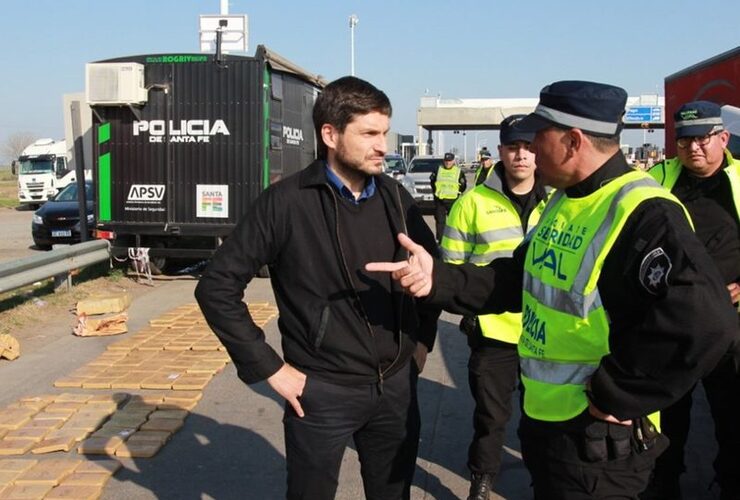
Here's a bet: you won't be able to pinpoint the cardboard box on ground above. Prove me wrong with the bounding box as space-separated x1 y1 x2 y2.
73 293 132 337
0 334 20 360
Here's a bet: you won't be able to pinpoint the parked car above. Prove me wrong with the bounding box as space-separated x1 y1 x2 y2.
31 180 94 250
383 154 407 179
405 155 445 210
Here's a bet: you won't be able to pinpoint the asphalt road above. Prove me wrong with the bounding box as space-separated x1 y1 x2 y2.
0 205 37 263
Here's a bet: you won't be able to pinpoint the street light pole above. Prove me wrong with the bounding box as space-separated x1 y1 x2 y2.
474 131 485 157
349 14 359 76
463 132 467 163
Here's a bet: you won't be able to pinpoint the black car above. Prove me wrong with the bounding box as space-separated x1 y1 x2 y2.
31 181 94 250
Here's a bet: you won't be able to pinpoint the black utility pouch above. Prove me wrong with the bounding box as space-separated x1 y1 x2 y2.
583 419 609 462
607 423 632 459
634 417 659 451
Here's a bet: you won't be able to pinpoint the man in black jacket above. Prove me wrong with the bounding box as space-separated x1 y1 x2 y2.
195 76 440 500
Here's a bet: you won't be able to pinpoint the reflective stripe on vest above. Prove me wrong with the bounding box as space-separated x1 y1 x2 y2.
435 166 461 199
442 182 545 343
442 225 525 265
520 170 681 422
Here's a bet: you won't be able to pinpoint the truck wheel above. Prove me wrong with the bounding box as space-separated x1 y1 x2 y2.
148 255 168 276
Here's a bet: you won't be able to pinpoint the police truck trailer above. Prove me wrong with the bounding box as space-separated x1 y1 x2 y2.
85 46 325 273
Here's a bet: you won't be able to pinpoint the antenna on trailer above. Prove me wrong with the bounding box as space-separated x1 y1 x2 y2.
199 10 248 65
215 19 228 67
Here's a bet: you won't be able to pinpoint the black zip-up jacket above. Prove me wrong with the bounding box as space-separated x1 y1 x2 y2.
195 160 441 386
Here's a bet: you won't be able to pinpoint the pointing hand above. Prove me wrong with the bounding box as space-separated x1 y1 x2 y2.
365 233 434 298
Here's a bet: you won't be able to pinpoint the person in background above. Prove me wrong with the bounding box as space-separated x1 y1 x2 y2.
474 149 495 186
441 114 547 500
430 152 466 242
643 100 740 500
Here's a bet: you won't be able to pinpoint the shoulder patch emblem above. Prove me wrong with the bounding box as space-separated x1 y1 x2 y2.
639 247 672 295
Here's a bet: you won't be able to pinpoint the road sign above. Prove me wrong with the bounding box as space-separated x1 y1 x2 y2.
624 106 663 123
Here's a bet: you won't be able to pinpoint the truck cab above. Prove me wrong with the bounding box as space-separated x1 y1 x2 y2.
13 138 76 207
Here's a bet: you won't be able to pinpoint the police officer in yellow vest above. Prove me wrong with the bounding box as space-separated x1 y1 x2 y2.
642 101 740 500
430 152 466 242
474 150 495 186
365 81 738 499
441 114 547 500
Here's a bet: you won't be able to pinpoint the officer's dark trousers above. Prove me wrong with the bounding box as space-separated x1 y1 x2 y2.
283 361 420 500
433 198 456 242
519 411 667 500
467 339 519 478
650 353 740 498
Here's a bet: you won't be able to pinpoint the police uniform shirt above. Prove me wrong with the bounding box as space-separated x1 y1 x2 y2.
429 151 738 420
671 161 740 288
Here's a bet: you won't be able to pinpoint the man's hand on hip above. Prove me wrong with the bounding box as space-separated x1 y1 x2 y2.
267 363 307 417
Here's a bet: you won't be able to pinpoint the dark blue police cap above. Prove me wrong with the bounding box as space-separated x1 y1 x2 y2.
674 101 724 139
444 152 455 161
516 80 628 137
500 114 534 145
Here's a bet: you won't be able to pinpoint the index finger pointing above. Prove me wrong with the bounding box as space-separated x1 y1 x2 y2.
365 261 408 273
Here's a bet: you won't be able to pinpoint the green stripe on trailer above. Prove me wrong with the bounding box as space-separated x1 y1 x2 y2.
98 122 110 144
98 152 111 221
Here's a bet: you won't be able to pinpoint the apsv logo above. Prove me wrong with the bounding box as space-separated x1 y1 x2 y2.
128 184 165 202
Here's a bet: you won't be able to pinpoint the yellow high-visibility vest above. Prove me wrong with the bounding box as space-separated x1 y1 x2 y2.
442 175 547 343
520 170 680 425
435 165 461 200
649 150 740 221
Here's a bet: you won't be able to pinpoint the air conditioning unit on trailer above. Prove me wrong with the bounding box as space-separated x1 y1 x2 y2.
86 62 148 106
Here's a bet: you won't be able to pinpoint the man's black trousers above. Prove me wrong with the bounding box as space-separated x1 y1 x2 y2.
283 361 420 500
467 339 519 478
519 411 668 499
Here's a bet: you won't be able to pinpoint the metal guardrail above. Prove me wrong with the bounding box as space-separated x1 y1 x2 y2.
0 239 111 294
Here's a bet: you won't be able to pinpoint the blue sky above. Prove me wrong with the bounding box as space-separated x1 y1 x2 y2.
0 0 738 160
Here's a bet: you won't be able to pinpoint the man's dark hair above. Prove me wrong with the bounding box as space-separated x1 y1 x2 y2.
584 132 620 153
313 76 392 160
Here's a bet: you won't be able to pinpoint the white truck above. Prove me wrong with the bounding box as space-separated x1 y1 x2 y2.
12 138 77 207
11 92 93 208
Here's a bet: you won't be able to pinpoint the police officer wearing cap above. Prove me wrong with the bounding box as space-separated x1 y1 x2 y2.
642 101 740 500
365 80 738 499
441 114 547 500
474 150 495 186
430 152 466 242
